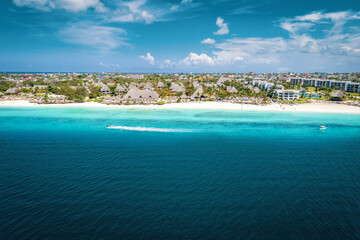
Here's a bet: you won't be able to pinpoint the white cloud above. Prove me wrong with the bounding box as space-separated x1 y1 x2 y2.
295 12 323 22
214 17 229 35
280 21 314 35
157 10 360 71
158 59 176 69
99 62 121 68
170 0 194 12
278 67 290 72
231 5 256 15
282 11 360 35
13 0 107 12
175 51 244 70
58 22 127 51
180 52 215 65
169 5 179 11
140 53 155 65
111 0 156 24
201 38 216 44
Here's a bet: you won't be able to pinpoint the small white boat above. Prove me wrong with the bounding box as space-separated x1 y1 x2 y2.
319 126 327 130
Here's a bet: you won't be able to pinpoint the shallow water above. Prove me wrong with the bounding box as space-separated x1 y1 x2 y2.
1 107 360 239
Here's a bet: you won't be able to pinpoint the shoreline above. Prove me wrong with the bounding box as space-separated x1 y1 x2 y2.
0 100 360 114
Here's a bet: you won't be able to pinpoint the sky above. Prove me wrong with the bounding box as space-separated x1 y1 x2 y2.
0 0 360 73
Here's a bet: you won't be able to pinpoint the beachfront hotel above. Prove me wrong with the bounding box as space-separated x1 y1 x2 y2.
274 90 300 101
290 78 360 93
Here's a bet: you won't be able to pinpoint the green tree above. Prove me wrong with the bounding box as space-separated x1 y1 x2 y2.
74 87 88 102
217 92 227 99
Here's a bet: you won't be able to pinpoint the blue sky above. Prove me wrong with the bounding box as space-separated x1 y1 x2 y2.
1 0 360 73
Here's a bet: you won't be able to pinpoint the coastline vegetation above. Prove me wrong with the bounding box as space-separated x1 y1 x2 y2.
1 72 359 106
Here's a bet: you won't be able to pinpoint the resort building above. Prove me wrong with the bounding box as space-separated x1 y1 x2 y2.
345 82 360 93
274 90 299 101
331 81 347 89
251 80 284 93
289 78 302 86
290 78 359 92
265 83 284 92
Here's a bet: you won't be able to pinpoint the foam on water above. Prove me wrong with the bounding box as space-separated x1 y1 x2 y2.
107 125 194 132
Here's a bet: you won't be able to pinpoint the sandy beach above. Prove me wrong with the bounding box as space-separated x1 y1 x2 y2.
1 100 360 114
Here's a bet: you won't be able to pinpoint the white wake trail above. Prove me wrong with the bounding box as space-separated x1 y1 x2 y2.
107 126 194 132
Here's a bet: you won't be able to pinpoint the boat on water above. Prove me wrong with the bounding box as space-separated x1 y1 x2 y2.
319 126 327 130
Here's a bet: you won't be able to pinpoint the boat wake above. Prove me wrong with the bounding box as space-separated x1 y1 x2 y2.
107 125 194 132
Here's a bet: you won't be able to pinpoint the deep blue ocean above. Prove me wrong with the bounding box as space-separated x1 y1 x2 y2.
1 107 360 240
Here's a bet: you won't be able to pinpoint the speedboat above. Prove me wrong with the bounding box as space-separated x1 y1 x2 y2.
319 126 327 130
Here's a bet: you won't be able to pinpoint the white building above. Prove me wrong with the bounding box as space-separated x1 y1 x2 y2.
345 82 360 93
128 74 144 80
290 78 359 92
274 90 299 101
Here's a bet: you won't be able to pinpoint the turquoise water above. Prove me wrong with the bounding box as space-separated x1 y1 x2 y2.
1 107 360 239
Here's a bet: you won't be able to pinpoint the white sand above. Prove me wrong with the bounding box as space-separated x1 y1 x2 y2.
0 100 360 114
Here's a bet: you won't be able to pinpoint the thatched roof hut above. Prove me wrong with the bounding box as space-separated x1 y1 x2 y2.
6 88 17 94
170 82 185 93
217 76 231 86
123 88 159 101
191 86 204 99
157 81 165 89
127 85 137 90
144 82 153 90
227 86 238 93
100 84 111 94
180 93 187 99
49 94 66 100
116 85 127 92
330 90 345 101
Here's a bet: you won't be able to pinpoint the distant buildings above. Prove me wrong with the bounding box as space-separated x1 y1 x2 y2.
1 72 359 104
128 74 144 80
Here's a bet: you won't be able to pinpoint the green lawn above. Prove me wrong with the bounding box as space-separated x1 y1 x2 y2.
307 87 316 92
